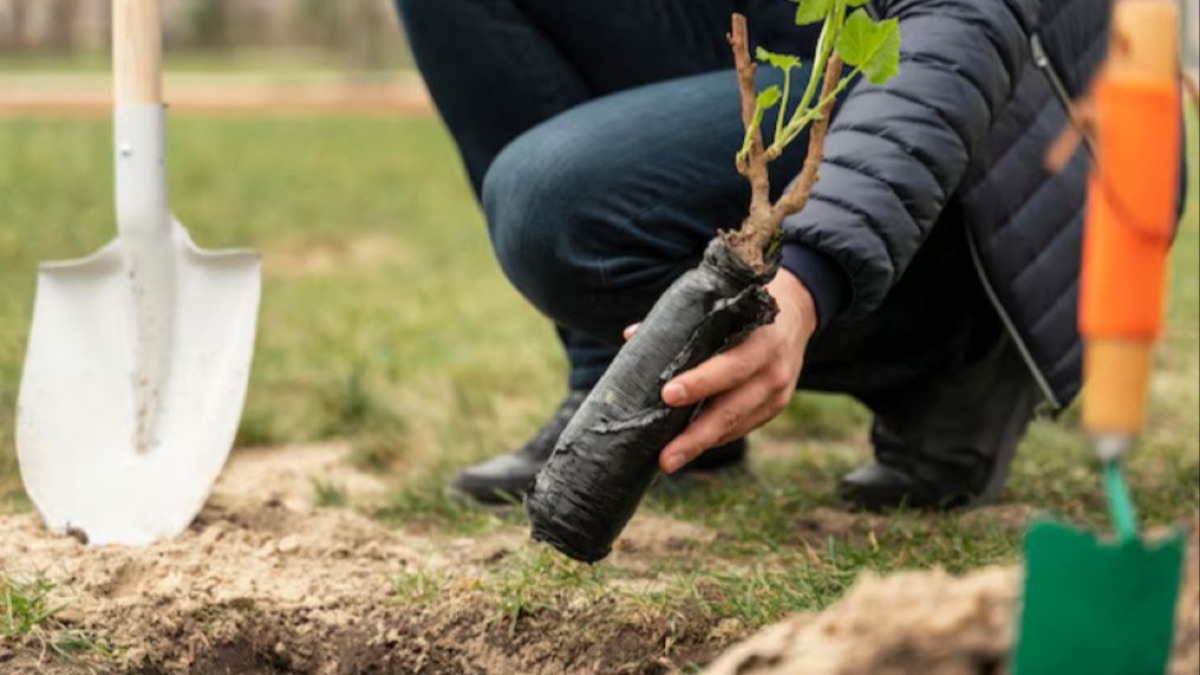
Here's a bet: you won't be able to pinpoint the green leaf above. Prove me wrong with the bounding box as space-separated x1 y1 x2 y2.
834 9 901 85
792 0 834 26
756 85 783 110
755 46 802 72
845 0 872 6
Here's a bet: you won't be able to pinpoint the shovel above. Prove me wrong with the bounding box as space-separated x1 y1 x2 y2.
1013 2 1186 673
15 0 261 546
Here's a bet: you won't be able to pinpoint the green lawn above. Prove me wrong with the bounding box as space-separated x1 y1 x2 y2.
0 110 1196 641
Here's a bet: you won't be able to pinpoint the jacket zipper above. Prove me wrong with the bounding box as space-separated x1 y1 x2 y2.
1031 33 1097 158
965 229 1062 411
962 33 1083 413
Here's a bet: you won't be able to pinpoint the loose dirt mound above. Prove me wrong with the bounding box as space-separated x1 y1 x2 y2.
0 445 724 674
707 520 1199 675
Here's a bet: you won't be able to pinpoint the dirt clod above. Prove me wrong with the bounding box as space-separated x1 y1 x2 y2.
706 517 1200 675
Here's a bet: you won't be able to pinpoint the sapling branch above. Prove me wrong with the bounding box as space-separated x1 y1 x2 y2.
723 12 849 273
774 54 844 221
772 65 857 152
730 13 771 219
723 2 900 272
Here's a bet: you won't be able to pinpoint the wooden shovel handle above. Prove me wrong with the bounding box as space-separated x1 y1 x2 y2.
113 0 163 104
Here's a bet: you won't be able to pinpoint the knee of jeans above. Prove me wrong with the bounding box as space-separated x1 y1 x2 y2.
394 0 448 34
393 0 422 21
393 0 416 23
482 133 602 324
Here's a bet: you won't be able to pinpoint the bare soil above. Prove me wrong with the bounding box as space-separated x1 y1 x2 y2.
0 445 727 674
0 445 1195 674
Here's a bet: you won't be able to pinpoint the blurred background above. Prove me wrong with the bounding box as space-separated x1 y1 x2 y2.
0 0 424 115
0 0 410 70
1 0 1196 68
0 0 1194 115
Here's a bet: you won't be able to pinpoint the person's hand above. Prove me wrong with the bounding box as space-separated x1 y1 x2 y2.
624 270 817 474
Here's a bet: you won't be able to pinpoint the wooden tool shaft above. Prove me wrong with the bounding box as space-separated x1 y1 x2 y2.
113 0 163 104
1083 340 1154 434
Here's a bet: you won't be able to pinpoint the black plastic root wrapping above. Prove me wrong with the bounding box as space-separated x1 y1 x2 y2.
525 239 779 563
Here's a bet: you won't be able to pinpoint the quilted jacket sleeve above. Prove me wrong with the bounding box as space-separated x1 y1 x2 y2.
780 0 1036 320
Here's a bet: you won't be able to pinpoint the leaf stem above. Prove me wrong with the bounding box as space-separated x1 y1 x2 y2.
738 104 768 165
769 0 849 159
792 17 834 130
775 66 792 143
771 53 846 221
776 67 860 149
790 1 845 128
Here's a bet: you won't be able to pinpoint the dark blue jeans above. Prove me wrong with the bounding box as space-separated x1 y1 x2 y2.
395 0 995 410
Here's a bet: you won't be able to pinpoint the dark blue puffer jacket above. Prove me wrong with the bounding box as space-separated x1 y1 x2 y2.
771 0 1130 409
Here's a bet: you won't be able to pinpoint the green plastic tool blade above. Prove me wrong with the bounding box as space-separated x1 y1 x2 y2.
1013 519 1185 675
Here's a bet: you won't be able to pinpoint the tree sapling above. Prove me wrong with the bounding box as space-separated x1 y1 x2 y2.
526 2 902 563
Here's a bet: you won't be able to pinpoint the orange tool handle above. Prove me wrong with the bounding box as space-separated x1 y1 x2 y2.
1080 80 1179 339
1080 0 1180 436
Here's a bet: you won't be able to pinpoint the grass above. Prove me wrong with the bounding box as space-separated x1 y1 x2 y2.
1 574 61 638
1 573 113 662
0 107 1196 663
310 478 349 508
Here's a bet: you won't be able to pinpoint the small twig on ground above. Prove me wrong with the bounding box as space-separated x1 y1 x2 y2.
1045 97 1096 174
1182 70 1199 112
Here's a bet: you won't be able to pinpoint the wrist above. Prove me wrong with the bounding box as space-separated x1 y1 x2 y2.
768 269 818 340
779 242 849 329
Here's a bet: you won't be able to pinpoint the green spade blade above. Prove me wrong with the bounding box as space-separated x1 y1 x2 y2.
1013 519 1185 675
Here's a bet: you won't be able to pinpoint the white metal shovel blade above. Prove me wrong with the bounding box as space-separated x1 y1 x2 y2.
16 219 260 546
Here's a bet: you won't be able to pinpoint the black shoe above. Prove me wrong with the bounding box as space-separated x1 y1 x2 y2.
447 390 746 505
837 336 1043 512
